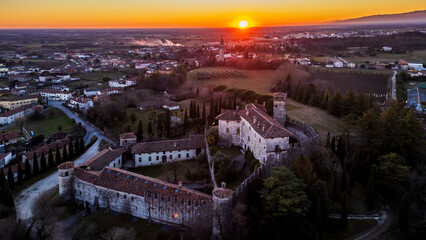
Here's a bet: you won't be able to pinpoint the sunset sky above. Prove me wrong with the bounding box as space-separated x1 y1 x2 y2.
1 0 425 28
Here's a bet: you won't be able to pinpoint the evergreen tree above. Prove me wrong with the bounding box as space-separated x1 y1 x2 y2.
293 80 301 100
398 192 409 234
321 89 329 109
69 142 74 159
330 136 336 154
126 125 131 132
209 99 215 124
218 96 222 114
17 161 23 184
341 193 348 230
332 171 338 201
1 169 14 208
25 159 31 181
63 146 69 162
48 149 54 168
325 132 330 148
196 104 200 118
40 152 46 172
341 169 347 192
157 117 163 137
184 109 188 130
136 120 143 142
33 155 39 177
164 109 171 137
189 101 193 118
366 177 375 211
55 146 62 165
7 165 14 190
202 102 206 125
227 98 232 109
147 121 153 137
80 136 85 152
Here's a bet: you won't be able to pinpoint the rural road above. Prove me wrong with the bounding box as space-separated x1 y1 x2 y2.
49 101 115 146
15 102 116 220
14 139 101 220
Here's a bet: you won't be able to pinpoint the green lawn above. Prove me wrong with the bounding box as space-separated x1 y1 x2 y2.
6 107 74 138
342 50 426 64
77 209 176 240
128 158 207 182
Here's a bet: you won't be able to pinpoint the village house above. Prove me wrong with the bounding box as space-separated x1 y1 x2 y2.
67 97 94 112
109 78 137 88
0 131 20 146
0 96 38 110
40 89 73 101
137 99 180 111
80 148 124 171
119 132 137 147
131 135 205 167
0 152 13 168
0 104 43 125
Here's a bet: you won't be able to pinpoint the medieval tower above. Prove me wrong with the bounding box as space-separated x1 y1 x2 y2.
273 92 287 127
218 36 225 62
212 182 233 240
58 162 75 200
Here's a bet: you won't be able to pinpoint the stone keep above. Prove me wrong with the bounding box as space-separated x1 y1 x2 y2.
58 162 75 200
212 183 233 240
273 92 287 127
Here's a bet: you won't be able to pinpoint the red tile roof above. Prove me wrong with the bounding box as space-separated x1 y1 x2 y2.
131 135 205 154
0 131 19 142
74 167 212 201
24 139 70 160
80 148 124 171
119 132 136 140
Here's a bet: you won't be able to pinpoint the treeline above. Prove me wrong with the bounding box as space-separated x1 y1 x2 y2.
272 74 377 118
396 71 426 102
1 136 92 192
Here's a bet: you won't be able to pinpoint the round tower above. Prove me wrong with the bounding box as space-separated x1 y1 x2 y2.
273 92 287 127
58 162 75 200
212 182 233 240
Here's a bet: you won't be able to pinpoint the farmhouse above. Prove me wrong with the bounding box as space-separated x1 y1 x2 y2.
67 97 93 112
109 78 137 88
131 135 205 167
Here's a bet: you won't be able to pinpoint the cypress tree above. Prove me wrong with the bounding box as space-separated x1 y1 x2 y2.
17 161 23 184
209 99 215 124
157 117 163 137
196 104 200 118
341 169 347 192
202 102 206 125
147 121 153 137
75 139 80 155
341 193 348 231
7 165 14 190
137 120 143 142
218 96 222 114
55 146 62 165
330 136 336 154
398 192 409 234
33 152 38 176
184 109 188 130
366 177 375 211
227 98 232 109
63 146 69 162
25 159 31 181
126 125 131 133
69 142 74 159
332 171 338 201
80 136 84 152
40 152 46 172
325 132 330 148
1 169 14 208
164 109 171 137
48 149 54 168
0 167 5 193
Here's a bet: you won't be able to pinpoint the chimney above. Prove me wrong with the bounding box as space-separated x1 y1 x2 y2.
173 142 176 147
253 116 257 123
246 110 249 116
262 124 265 132
178 181 182 188
263 101 266 107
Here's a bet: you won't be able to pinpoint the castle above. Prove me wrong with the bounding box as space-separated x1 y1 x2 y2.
215 92 314 164
58 91 316 239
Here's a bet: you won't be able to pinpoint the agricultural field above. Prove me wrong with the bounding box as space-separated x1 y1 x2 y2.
341 50 426 63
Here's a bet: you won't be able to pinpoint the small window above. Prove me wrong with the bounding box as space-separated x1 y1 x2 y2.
149 156 152 161
178 154 181 158
259 138 261 143
156 156 159 160
248 136 250 142
236 128 240 134
117 193 119 197
186 153 189 158
169 155 172 159
226 128 229 133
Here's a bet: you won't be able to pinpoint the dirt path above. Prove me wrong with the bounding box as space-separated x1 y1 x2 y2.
354 208 393 240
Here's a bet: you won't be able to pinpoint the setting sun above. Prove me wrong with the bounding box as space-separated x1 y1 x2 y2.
239 20 248 28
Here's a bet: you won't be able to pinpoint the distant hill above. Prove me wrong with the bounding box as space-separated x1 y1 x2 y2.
332 10 426 25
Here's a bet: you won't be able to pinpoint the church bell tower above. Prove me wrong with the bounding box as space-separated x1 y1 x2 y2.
219 36 225 62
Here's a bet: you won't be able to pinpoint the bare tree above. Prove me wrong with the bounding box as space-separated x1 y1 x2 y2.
14 116 26 135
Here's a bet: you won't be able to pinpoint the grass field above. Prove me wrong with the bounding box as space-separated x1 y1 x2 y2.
6 107 74 138
342 50 426 63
